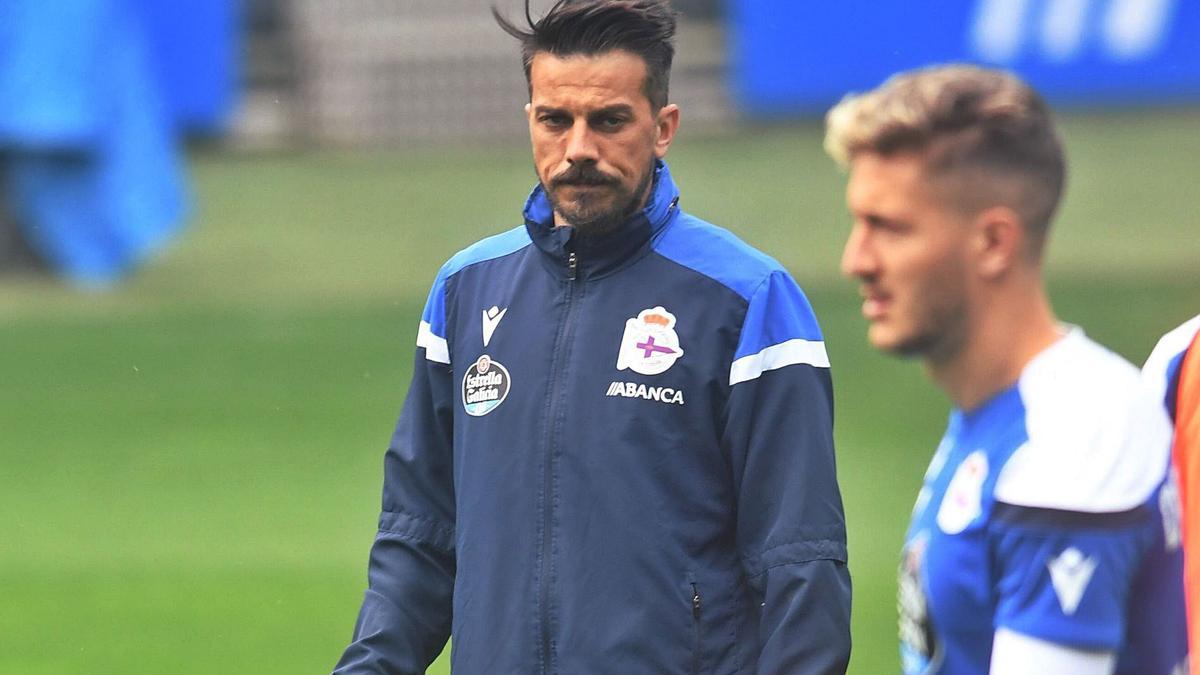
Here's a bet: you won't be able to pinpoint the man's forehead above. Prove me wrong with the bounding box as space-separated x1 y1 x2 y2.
847 153 927 202
847 152 966 222
529 50 649 107
848 151 1013 222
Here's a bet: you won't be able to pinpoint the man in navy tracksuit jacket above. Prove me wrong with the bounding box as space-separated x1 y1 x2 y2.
334 2 850 673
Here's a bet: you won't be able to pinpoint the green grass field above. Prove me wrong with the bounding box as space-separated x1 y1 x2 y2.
1 110 1197 674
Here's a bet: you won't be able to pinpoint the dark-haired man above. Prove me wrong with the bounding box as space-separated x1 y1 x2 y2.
333 1 851 673
827 64 1187 674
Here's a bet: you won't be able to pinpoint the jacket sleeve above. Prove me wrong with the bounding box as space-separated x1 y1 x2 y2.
723 270 852 675
333 282 457 674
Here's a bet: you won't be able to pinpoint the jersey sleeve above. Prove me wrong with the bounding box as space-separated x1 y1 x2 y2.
333 272 457 674
989 339 1178 653
722 269 851 673
988 503 1155 650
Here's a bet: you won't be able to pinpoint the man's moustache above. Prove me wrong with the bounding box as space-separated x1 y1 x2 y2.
550 166 618 188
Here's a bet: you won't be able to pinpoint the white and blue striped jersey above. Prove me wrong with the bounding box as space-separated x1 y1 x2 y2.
899 328 1188 674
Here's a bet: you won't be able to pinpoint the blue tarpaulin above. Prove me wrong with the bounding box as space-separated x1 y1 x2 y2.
133 0 238 136
0 0 187 286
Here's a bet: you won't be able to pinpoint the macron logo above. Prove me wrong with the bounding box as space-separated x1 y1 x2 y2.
482 306 508 347
1047 547 1097 616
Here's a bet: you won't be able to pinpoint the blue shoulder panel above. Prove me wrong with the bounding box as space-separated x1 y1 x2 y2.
1166 349 1187 421
421 226 531 338
653 213 823 359
737 271 824 359
653 213 779 301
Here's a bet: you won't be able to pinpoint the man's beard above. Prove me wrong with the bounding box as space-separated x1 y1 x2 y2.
886 287 970 364
543 160 655 237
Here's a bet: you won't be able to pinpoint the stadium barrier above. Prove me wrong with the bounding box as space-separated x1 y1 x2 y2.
268 0 731 146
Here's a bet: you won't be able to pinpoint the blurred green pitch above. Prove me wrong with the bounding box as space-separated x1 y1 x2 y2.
1 111 1197 674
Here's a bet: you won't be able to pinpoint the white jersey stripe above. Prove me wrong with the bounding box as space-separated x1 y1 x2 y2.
990 627 1115 675
417 321 450 364
729 338 829 386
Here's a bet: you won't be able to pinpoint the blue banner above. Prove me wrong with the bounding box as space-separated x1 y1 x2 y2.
731 0 1200 116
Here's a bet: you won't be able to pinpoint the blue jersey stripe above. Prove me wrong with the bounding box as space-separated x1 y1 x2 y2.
736 271 823 360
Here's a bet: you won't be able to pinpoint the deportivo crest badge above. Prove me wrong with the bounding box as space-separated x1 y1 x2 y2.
936 450 988 535
616 306 684 376
462 354 510 416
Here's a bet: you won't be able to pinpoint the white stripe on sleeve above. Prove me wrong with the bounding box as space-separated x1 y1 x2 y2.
989 628 1115 675
417 320 450 364
729 338 829 386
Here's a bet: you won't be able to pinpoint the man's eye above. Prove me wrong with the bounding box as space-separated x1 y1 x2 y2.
865 216 905 234
540 115 568 127
597 117 626 129
877 221 910 235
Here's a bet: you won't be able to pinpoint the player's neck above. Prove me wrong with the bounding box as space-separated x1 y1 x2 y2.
928 280 1062 412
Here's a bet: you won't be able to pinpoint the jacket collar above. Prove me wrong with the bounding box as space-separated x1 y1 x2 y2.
522 160 680 280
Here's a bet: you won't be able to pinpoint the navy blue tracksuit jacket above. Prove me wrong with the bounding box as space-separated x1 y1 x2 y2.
335 162 851 674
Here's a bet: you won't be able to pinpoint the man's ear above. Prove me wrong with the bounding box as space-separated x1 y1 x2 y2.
972 205 1026 280
525 102 532 122
654 104 681 159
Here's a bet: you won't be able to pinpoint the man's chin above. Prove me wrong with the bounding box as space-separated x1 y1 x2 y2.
560 198 612 220
868 325 928 358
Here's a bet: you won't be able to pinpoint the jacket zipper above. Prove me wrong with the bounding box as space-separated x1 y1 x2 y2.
691 582 702 675
539 248 582 674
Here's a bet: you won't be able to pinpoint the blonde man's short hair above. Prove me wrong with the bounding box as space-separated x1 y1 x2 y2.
825 64 1066 256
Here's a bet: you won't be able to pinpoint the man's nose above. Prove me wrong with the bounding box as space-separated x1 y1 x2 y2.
840 224 876 279
564 121 599 165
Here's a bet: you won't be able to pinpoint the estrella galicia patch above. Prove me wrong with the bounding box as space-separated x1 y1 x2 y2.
898 530 940 674
462 354 510 416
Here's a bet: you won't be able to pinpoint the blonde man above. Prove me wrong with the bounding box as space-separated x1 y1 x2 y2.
827 64 1187 675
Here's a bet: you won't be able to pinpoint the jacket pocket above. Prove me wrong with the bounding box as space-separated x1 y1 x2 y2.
684 571 744 675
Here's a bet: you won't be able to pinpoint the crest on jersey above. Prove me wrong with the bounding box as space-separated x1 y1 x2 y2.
462 354 510 416
616 306 684 376
936 450 988 535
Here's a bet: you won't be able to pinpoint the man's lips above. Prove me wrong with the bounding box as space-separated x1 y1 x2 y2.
860 288 890 320
556 181 613 190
